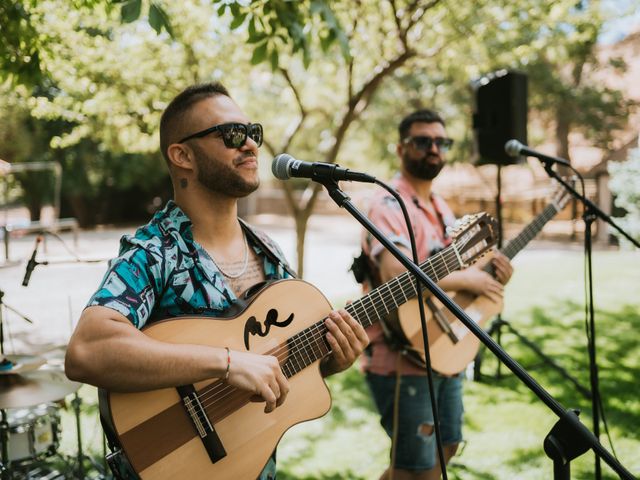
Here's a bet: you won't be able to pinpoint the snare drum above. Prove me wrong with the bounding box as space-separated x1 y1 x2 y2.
5 403 60 464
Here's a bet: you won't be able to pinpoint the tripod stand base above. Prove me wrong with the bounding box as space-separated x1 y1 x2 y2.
475 316 591 400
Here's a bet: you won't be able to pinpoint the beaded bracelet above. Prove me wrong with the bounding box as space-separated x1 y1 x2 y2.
224 347 231 381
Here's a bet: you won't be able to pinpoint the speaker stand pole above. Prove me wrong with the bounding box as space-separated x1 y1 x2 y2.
488 163 506 378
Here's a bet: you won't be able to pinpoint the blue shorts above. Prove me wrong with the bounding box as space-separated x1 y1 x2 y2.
258 455 276 480
366 372 464 471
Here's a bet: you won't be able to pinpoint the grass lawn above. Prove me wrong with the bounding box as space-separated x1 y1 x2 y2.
59 249 639 479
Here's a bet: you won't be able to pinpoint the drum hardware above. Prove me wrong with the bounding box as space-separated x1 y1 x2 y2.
60 390 110 480
1 409 9 480
0 368 79 479
0 289 34 362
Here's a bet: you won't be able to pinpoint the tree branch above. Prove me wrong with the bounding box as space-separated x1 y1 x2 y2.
327 47 415 165
277 67 309 154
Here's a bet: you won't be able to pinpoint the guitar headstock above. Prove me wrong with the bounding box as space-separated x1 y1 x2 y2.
550 177 575 211
448 212 499 268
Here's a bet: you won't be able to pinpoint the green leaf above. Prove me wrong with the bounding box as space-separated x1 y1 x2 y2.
251 41 268 65
230 12 247 30
216 3 227 16
120 0 141 23
302 44 311 69
269 47 279 71
248 15 257 37
320 29 336 53
149 3 173 36
247 32 267 44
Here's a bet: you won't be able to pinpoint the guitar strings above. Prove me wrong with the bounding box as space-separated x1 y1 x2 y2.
194 245 467 413
195 243 468 413
195 241 472 413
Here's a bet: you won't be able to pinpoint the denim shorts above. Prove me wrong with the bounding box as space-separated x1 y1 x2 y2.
257 455 276 480
366 372 464 471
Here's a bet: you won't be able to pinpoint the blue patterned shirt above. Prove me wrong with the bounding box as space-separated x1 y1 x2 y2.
88 200 291 329
88 200 284 479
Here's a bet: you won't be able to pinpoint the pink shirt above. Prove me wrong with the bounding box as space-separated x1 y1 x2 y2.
361 174 456 376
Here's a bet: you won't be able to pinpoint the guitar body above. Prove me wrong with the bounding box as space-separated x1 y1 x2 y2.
395 291 503 375
100 279 333 480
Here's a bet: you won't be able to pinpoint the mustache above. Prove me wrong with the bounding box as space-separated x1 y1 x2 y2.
414 152 441 162
234 151 258 164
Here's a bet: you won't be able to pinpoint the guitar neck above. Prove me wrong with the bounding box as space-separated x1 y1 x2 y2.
501 203 559 260
278 244 464 379
346 245 463 329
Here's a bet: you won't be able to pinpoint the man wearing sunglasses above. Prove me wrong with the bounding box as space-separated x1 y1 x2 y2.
358 109 513 480
65 82 368 479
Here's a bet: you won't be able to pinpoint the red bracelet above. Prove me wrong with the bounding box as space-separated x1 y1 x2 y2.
224 347 231 381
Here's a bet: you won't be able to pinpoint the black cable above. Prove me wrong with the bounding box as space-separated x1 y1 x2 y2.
45 229 83 261
374 179 449 479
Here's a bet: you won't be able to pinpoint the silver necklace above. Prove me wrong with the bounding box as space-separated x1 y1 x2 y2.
211 233 249 279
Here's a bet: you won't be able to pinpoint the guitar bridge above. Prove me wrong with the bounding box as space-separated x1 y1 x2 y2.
426 297 459 344
177 384 227 464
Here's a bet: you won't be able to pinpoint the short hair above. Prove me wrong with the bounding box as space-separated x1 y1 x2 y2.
159 82 231 163
398 109 446 142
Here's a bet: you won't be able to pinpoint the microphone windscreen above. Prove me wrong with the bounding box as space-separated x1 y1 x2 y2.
504 139 522 157
272 154 294 180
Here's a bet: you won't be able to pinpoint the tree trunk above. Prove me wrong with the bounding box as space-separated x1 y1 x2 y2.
293 206 313 278
555 103 578 238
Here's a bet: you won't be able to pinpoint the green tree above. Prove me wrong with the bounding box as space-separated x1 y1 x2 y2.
0 0 345 86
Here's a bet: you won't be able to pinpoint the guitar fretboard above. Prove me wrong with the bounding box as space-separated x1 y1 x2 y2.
499 203 559 264
279 243 465 378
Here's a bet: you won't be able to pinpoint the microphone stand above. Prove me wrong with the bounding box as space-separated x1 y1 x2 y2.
538 161 639 479
315 176 636 480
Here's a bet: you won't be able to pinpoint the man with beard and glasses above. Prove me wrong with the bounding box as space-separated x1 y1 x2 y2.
357 109 513 480
65 82 368 480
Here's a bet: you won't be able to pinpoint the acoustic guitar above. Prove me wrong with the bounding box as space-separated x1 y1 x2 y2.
392 183 572 375
99 213 497 480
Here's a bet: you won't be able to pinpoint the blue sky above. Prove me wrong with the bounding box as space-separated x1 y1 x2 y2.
600 0 640 43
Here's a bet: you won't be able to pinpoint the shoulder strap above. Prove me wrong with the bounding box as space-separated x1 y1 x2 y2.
239 218 298 279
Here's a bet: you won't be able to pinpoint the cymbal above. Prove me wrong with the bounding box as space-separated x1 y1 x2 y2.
0 354 46 375
0 368 81 409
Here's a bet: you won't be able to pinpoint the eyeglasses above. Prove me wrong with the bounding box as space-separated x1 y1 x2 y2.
403 136 454 153
178 122 263 148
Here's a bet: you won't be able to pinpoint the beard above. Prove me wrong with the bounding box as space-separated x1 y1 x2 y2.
192 144 259 197
402 152 444 180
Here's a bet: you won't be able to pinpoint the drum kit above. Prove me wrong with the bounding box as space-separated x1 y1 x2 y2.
0 292 105 479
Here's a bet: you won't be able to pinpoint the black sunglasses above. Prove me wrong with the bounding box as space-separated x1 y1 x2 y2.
178 122 263 148
403 136 454 153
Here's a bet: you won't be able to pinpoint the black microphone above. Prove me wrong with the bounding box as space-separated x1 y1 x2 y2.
272 153 376 183
22 235 42 287
504 139 571 167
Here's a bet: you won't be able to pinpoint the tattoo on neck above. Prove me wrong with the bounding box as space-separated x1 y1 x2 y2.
180 178 188 189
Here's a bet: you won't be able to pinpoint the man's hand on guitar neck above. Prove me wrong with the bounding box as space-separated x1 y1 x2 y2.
458 267 504 303
320 309 370 377
491 252 513 285
447 252 513 303
226 351 290 413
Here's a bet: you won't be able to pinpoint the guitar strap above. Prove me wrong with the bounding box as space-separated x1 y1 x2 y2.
239 218 298 279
